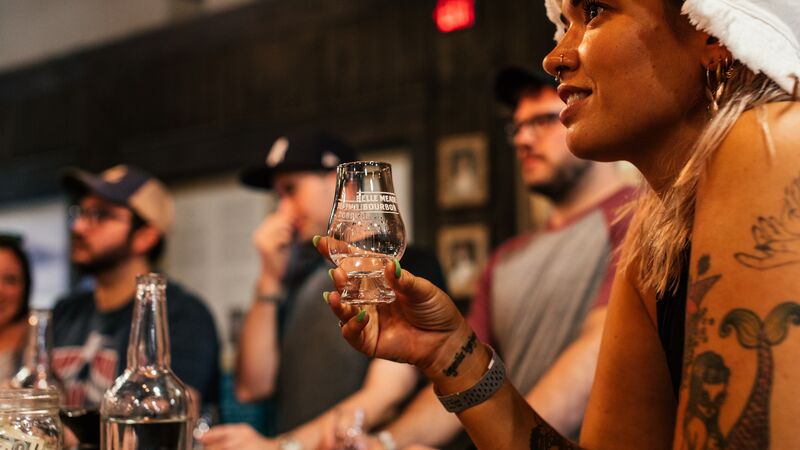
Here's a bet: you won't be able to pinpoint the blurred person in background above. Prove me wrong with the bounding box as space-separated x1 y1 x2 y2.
335 68 635 449
0 234 31 383
201 129 446 450
51 165 220 410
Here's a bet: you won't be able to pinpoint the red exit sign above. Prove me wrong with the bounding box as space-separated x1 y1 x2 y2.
433 0 476 33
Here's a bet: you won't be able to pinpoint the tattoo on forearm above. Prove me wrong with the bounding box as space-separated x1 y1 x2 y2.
683 255 722 389
443 332 477 377
683 301 800 449
529 420 581 449
735 173 800 270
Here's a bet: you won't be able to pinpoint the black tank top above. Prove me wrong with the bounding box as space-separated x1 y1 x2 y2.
656 249 690 399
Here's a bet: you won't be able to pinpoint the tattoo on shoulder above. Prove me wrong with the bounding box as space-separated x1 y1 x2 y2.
443 332 477 377
683 255 722 389
735 173 800 270
529 422 580 449
682 301 800 449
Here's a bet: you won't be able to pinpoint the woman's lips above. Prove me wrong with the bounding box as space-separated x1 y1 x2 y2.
557 85 592 124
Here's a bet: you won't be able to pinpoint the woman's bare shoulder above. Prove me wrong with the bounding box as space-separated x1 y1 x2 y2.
724 101 800 156
708 101 800 183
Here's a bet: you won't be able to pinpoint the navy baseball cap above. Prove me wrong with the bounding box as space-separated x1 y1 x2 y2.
494 66 558 109
61 165 174 233
239 129 358 189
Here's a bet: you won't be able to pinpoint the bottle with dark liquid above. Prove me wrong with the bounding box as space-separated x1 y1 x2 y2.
101 274 192 450
11 309 65 397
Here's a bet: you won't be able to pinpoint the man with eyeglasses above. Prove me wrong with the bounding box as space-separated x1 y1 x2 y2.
359 68 636 449
51 165 220 412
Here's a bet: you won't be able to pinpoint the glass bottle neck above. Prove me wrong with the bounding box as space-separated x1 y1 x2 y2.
127 274 171 370
22 310 54 372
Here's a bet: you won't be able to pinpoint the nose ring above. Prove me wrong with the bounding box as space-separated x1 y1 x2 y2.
555 53 565 83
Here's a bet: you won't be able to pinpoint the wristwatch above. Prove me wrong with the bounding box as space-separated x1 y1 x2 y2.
435 346 506 413
255 289 286 304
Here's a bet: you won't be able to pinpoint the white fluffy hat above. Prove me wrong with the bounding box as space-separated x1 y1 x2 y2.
542 0 800 94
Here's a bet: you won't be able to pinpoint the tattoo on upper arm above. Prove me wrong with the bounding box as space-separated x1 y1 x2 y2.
683 255 722 389
443 332 477 377
735 174 800 270
682 254 800 450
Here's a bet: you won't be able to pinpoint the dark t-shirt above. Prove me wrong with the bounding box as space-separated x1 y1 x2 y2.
52 280 220 409
273 244 446 433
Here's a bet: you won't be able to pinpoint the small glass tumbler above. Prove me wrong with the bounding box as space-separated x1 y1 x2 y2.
327 161 406 305
332 408 367 450
0 388 63 450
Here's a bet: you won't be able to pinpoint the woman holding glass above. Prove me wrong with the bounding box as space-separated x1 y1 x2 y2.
0 235 31 383
318 0 800 447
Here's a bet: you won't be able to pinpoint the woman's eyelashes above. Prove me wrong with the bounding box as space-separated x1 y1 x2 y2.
583 0 606 23
560 0 607 33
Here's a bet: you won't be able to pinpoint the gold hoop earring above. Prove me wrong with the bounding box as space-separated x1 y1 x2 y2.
706 57 735 115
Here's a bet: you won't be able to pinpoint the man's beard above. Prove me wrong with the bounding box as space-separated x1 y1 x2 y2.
71 236 133 276
528 159 593 203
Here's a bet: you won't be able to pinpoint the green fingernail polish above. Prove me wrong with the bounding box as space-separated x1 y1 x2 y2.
356 309 366 322
394 259 401 279
328 268 334 281
312 235 321 247
323 292 330 304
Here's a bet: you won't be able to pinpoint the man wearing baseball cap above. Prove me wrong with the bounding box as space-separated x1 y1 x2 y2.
51 164 220 411
201 129 446 450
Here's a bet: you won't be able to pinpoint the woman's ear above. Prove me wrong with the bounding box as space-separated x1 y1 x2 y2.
699 33 733 70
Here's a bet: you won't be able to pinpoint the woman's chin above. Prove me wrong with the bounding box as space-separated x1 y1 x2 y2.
566 130 625 163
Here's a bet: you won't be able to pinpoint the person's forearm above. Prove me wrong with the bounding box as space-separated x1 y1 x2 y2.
282 360 419 449
525 307 606 435
425 328 583 450
385 386 463 448
235 275 281 402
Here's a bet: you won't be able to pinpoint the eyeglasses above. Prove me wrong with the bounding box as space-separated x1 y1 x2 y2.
505 112 561 143
68 205 131 227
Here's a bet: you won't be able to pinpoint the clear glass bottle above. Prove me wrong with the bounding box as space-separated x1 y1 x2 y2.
0 388 63 449
11 309 66 398
100 273 192 450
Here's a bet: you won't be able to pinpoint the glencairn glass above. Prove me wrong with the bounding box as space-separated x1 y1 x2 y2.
327 162 406 304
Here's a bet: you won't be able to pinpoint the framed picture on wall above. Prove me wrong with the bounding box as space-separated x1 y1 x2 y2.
438 223 490 299
437 133 488 208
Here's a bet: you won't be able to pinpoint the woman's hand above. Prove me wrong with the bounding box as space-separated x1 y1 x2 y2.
314 236 473 378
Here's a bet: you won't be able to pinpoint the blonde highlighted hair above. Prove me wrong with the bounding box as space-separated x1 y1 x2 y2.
620 67 792 295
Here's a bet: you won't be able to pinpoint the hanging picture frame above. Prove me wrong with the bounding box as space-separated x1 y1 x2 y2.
437 133 488 209
437 223 490 299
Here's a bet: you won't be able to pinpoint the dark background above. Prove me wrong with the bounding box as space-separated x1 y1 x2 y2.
0 0 557 250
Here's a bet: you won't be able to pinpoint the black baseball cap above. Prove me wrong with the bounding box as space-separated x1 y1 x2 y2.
61 165 174 233
239 129 358 189
494 66 558 109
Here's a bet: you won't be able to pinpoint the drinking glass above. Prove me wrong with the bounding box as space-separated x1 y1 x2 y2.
332 408 367 450
327 161 406 305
